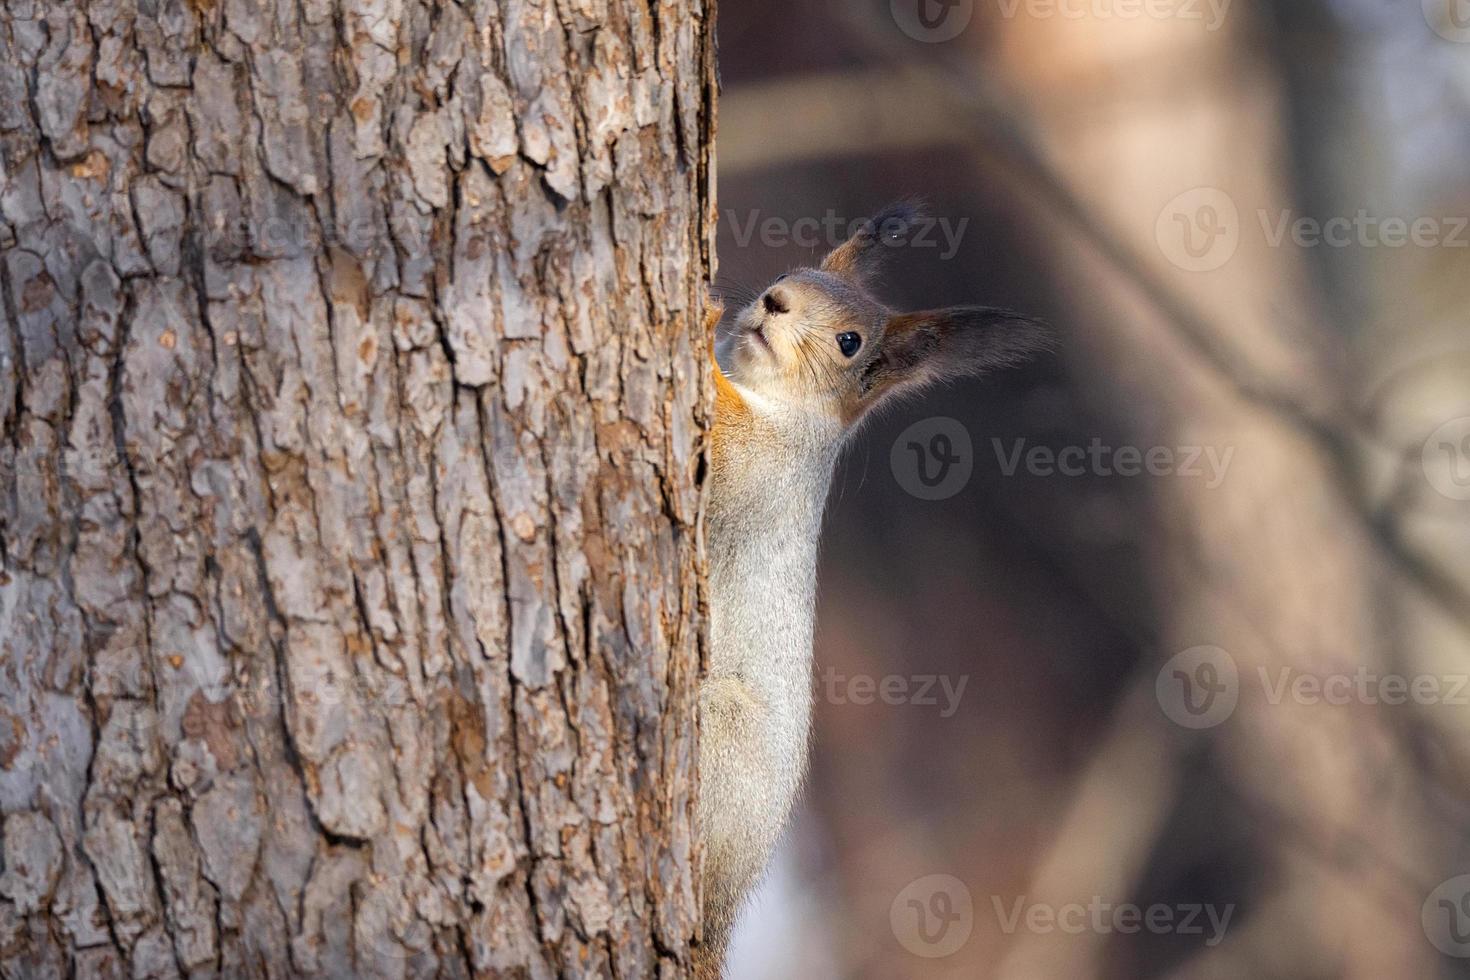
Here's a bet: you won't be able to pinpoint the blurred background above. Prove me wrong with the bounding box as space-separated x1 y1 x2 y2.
712 1 1470 977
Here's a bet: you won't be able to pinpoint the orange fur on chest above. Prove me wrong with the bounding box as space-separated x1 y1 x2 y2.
710 349 755 468
706 303 757 466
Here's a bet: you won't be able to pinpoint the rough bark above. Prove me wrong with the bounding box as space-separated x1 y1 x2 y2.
0 0 717 976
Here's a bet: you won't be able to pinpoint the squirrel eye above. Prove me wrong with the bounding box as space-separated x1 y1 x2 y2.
836 332 862 358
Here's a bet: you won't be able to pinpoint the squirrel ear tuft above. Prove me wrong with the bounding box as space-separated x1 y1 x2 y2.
858 306 1052 408
821 200 926 284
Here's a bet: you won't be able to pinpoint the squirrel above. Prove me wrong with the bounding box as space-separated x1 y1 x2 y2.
694 202 1049 977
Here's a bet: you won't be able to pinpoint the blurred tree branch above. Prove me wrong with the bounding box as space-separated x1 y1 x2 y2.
722 32 1470 640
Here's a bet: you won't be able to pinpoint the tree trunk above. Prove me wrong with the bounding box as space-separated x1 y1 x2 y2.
0 0 717 976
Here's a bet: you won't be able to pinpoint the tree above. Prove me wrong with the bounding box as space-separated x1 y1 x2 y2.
0 0 717 975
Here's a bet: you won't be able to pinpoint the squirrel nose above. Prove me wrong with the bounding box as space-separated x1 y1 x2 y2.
762 287 791 315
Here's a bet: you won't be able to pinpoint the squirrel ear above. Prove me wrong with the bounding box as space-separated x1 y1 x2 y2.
858 306 1052 408
821 200 924 284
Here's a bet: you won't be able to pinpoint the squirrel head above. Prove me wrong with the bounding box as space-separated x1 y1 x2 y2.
723 202 1050 434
